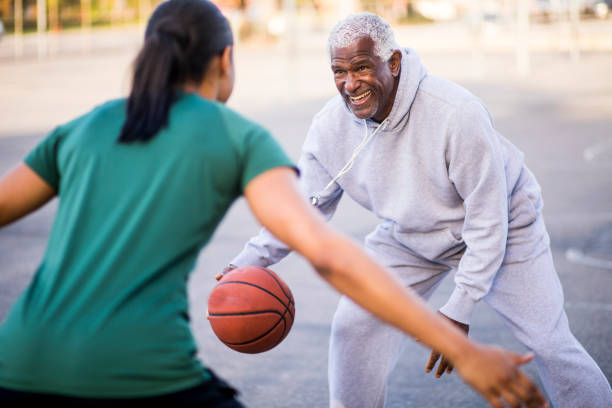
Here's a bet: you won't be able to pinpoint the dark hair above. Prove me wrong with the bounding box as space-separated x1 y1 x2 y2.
119 0 233 143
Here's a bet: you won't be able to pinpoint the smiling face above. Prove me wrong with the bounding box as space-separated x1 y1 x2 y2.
330 36 401 122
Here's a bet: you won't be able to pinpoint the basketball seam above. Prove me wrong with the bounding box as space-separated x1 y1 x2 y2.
210 310 287 346
208 310 281 317
215 280 293 321
280 303 293 340
257 267 295 307
254 268 295 330
256 268 295 339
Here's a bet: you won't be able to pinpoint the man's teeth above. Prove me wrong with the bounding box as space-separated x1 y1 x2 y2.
350 90 371 101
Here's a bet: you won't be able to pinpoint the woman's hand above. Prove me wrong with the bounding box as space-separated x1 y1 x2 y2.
454 344 548 408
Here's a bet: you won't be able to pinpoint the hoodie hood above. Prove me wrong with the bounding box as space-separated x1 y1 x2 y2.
345 48 427 133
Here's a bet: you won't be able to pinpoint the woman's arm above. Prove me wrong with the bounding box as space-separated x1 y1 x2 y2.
0 163 56 227
244 167 546 408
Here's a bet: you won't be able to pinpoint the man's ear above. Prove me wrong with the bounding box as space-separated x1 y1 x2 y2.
388 50 402 78
219 45 233 78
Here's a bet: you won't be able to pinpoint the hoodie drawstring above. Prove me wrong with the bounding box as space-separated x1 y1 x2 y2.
310 118 389 207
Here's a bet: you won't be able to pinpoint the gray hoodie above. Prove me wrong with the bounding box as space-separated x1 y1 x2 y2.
231 48 546 324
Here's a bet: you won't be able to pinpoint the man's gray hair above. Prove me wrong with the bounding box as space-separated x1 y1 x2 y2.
328 12 400 62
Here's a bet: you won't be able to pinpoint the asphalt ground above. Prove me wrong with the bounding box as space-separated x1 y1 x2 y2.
1 22 611 407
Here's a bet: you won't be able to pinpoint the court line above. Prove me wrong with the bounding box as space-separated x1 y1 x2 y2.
565 248 612 271
584 138 612 162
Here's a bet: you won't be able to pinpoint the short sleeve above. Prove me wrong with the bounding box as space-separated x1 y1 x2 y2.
240 126 298 192
24 126 64 191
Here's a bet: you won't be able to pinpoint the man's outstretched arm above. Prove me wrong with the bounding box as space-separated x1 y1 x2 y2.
227 149 344 270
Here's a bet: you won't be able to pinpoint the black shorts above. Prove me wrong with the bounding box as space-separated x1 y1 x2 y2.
0 369 246 407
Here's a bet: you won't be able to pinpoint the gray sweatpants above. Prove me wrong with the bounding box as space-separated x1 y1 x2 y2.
328 216 612 408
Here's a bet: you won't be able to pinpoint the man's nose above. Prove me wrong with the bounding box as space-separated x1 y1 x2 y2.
345 72 359 93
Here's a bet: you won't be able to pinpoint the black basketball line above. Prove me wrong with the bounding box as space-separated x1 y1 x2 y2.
279 302 293 339
258 267 295 309
216 280 293 321
208 309 281 317
259 269 295 329
211 310 287 346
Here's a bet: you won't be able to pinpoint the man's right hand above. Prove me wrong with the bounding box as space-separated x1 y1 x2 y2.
454 344 548 408
216 264 237 281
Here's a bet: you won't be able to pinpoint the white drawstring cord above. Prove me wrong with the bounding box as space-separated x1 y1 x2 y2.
310 118 389 206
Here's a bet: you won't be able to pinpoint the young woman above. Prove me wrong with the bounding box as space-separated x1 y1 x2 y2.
0 0 547 407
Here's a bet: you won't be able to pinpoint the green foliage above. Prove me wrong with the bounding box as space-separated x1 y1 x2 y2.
398 10 433 25
359 0 433 26
0 0 162 34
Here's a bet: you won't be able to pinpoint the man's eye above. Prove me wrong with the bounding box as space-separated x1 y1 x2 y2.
334 70 345 75
358 65 368 71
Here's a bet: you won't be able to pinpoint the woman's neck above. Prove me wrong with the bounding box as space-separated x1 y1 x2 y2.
180 80 218 102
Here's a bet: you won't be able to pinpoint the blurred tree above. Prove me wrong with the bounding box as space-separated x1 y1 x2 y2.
1 0 11 19
406 0 414 17
49 0 59 30
0 0 166 33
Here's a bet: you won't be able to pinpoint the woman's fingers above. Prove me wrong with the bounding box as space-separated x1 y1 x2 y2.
506 353 547 407
483 389 504 408
455 345 548 408
499 388 522 408
493 364 547 408
514 371 548 407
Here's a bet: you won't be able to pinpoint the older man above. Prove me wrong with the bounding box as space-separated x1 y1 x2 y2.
227 12 612 408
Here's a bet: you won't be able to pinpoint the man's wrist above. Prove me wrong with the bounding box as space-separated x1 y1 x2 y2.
439 286 478 325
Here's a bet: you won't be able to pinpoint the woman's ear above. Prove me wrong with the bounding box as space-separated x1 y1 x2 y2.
216 45 235 103
219 45 233 78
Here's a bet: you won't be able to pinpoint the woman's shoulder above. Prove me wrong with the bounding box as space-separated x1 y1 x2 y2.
52 98 126 136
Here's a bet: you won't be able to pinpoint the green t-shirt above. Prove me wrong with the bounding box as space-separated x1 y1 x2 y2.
0 93 295 397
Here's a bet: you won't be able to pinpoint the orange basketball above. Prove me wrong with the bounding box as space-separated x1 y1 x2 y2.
207 266 295 354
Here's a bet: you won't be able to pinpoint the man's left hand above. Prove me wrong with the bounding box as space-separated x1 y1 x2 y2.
425 312 470 378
